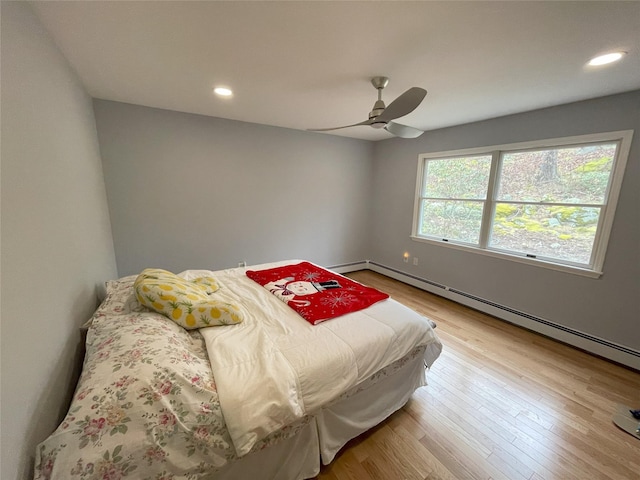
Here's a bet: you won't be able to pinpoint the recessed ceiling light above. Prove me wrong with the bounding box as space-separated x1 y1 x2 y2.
588 52 626 66
213 87 233 97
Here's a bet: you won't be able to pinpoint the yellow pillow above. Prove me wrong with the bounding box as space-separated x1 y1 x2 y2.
134 268 243 329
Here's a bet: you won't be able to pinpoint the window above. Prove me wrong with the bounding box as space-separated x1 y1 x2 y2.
412 131 633 276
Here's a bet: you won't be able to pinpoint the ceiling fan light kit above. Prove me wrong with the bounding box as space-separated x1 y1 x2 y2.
309 76 427 138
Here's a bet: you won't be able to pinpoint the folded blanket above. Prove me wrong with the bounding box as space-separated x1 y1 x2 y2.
246 261 389 324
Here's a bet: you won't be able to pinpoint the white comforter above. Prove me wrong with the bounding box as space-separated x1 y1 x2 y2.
186 261 442 457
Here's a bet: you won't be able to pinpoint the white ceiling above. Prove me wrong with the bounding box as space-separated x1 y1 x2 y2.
30 1 640 141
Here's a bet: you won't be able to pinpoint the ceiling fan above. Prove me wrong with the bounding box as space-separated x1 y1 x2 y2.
309 76 427 138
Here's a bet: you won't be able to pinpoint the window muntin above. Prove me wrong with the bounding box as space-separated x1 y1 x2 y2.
412 132 632 275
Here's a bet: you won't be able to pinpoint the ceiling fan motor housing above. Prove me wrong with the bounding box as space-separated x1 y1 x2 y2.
369 99 387 127
369 77 390 128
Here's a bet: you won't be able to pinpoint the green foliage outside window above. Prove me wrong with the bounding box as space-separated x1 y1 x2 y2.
419 142 617 266
420 155 489 243
490 144 615 264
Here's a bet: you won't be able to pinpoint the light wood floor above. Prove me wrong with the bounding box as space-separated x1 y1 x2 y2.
314 270 640 480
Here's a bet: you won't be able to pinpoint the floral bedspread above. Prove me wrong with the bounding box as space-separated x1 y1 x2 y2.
34 276 310 480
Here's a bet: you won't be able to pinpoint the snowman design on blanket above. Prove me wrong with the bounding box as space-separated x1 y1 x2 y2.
264 277 342 307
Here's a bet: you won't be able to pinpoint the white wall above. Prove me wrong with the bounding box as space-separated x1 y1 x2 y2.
0 3 118 479
93 100 373 276
370 91 640 356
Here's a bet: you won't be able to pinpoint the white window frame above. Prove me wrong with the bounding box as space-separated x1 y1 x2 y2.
411 130 633 278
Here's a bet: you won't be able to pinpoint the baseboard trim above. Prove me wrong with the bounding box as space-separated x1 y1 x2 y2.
329 261 369 274
331 260 639 371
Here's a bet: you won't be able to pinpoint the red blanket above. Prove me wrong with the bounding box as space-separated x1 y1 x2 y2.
246 262 389 325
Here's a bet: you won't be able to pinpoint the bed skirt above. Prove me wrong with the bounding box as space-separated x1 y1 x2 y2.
212 344 433 479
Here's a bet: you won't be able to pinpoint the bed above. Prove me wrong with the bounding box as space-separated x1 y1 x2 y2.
34 260 442 480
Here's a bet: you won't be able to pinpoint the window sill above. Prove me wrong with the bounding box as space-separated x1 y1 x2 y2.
410 235 603 278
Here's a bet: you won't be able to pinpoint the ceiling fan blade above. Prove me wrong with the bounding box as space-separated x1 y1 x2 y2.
307 119 373 132
377 87 427 123
385 121 424 138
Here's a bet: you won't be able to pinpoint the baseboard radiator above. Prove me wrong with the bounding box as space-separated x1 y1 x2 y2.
329 260 640 371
